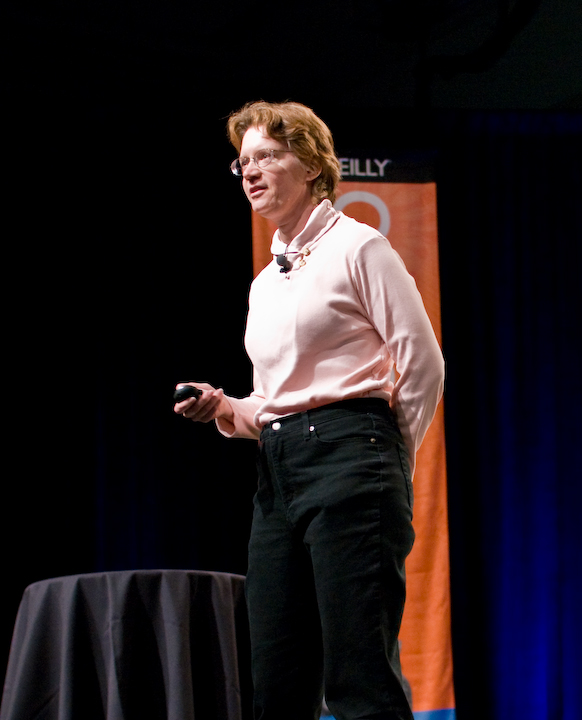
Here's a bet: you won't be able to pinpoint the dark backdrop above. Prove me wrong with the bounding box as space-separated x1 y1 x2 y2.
3 3 582 720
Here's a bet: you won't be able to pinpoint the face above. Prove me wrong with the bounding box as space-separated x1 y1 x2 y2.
239 127 319 229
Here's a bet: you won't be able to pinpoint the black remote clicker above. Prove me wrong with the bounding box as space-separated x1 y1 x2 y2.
173 385 203 403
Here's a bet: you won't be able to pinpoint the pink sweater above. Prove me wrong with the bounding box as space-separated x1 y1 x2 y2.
217 200 444 474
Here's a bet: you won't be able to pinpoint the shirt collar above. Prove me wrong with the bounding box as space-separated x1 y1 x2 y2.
269 200 340 257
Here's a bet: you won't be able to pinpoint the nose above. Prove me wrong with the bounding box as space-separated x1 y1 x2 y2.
242 159 261 179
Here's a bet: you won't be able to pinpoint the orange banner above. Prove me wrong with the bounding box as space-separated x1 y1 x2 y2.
252 180 455 718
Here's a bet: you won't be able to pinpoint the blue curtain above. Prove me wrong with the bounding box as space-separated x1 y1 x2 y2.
437 112 582 720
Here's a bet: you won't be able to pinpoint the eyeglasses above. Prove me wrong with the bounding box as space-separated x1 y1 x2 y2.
230 148 293 177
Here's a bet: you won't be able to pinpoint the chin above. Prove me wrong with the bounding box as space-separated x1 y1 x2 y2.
251 201 275 219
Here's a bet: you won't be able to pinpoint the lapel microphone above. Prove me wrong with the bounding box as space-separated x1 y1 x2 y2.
276 254 293 273
276 247 312 273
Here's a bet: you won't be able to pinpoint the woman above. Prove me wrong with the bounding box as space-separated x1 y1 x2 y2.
175 101 445 720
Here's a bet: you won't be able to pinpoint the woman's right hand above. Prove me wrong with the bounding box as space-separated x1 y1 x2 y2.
173 382 234 424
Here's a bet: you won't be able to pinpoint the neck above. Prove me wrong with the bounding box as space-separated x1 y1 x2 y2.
277 200 317 245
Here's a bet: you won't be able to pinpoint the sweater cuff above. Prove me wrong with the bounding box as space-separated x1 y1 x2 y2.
215 395 262 440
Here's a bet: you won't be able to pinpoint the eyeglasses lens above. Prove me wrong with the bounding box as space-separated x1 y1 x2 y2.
230 149 277 176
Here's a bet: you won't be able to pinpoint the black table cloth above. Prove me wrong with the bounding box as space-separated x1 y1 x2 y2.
0 570 251 720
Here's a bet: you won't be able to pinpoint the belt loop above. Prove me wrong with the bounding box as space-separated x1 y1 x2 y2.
302 410 312 440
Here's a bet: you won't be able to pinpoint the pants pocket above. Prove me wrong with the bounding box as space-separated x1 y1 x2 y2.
397 443 414 511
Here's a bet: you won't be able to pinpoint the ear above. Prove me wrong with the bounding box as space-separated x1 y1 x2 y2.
305 163 322 181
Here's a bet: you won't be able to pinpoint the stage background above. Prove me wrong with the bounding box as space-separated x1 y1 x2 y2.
3 3 582 719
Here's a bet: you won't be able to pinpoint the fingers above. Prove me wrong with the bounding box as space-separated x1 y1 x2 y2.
174 384 224 424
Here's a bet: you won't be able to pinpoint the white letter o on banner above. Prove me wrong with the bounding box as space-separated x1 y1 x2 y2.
335 191 391 236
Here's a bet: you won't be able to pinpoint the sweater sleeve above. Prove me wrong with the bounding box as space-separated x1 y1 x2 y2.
215 369 264 440
352 236 445 470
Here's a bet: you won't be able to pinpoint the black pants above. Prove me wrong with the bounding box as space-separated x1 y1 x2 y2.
247 398 415 720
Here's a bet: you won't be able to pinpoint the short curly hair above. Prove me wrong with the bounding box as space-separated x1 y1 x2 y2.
227 101 341 205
